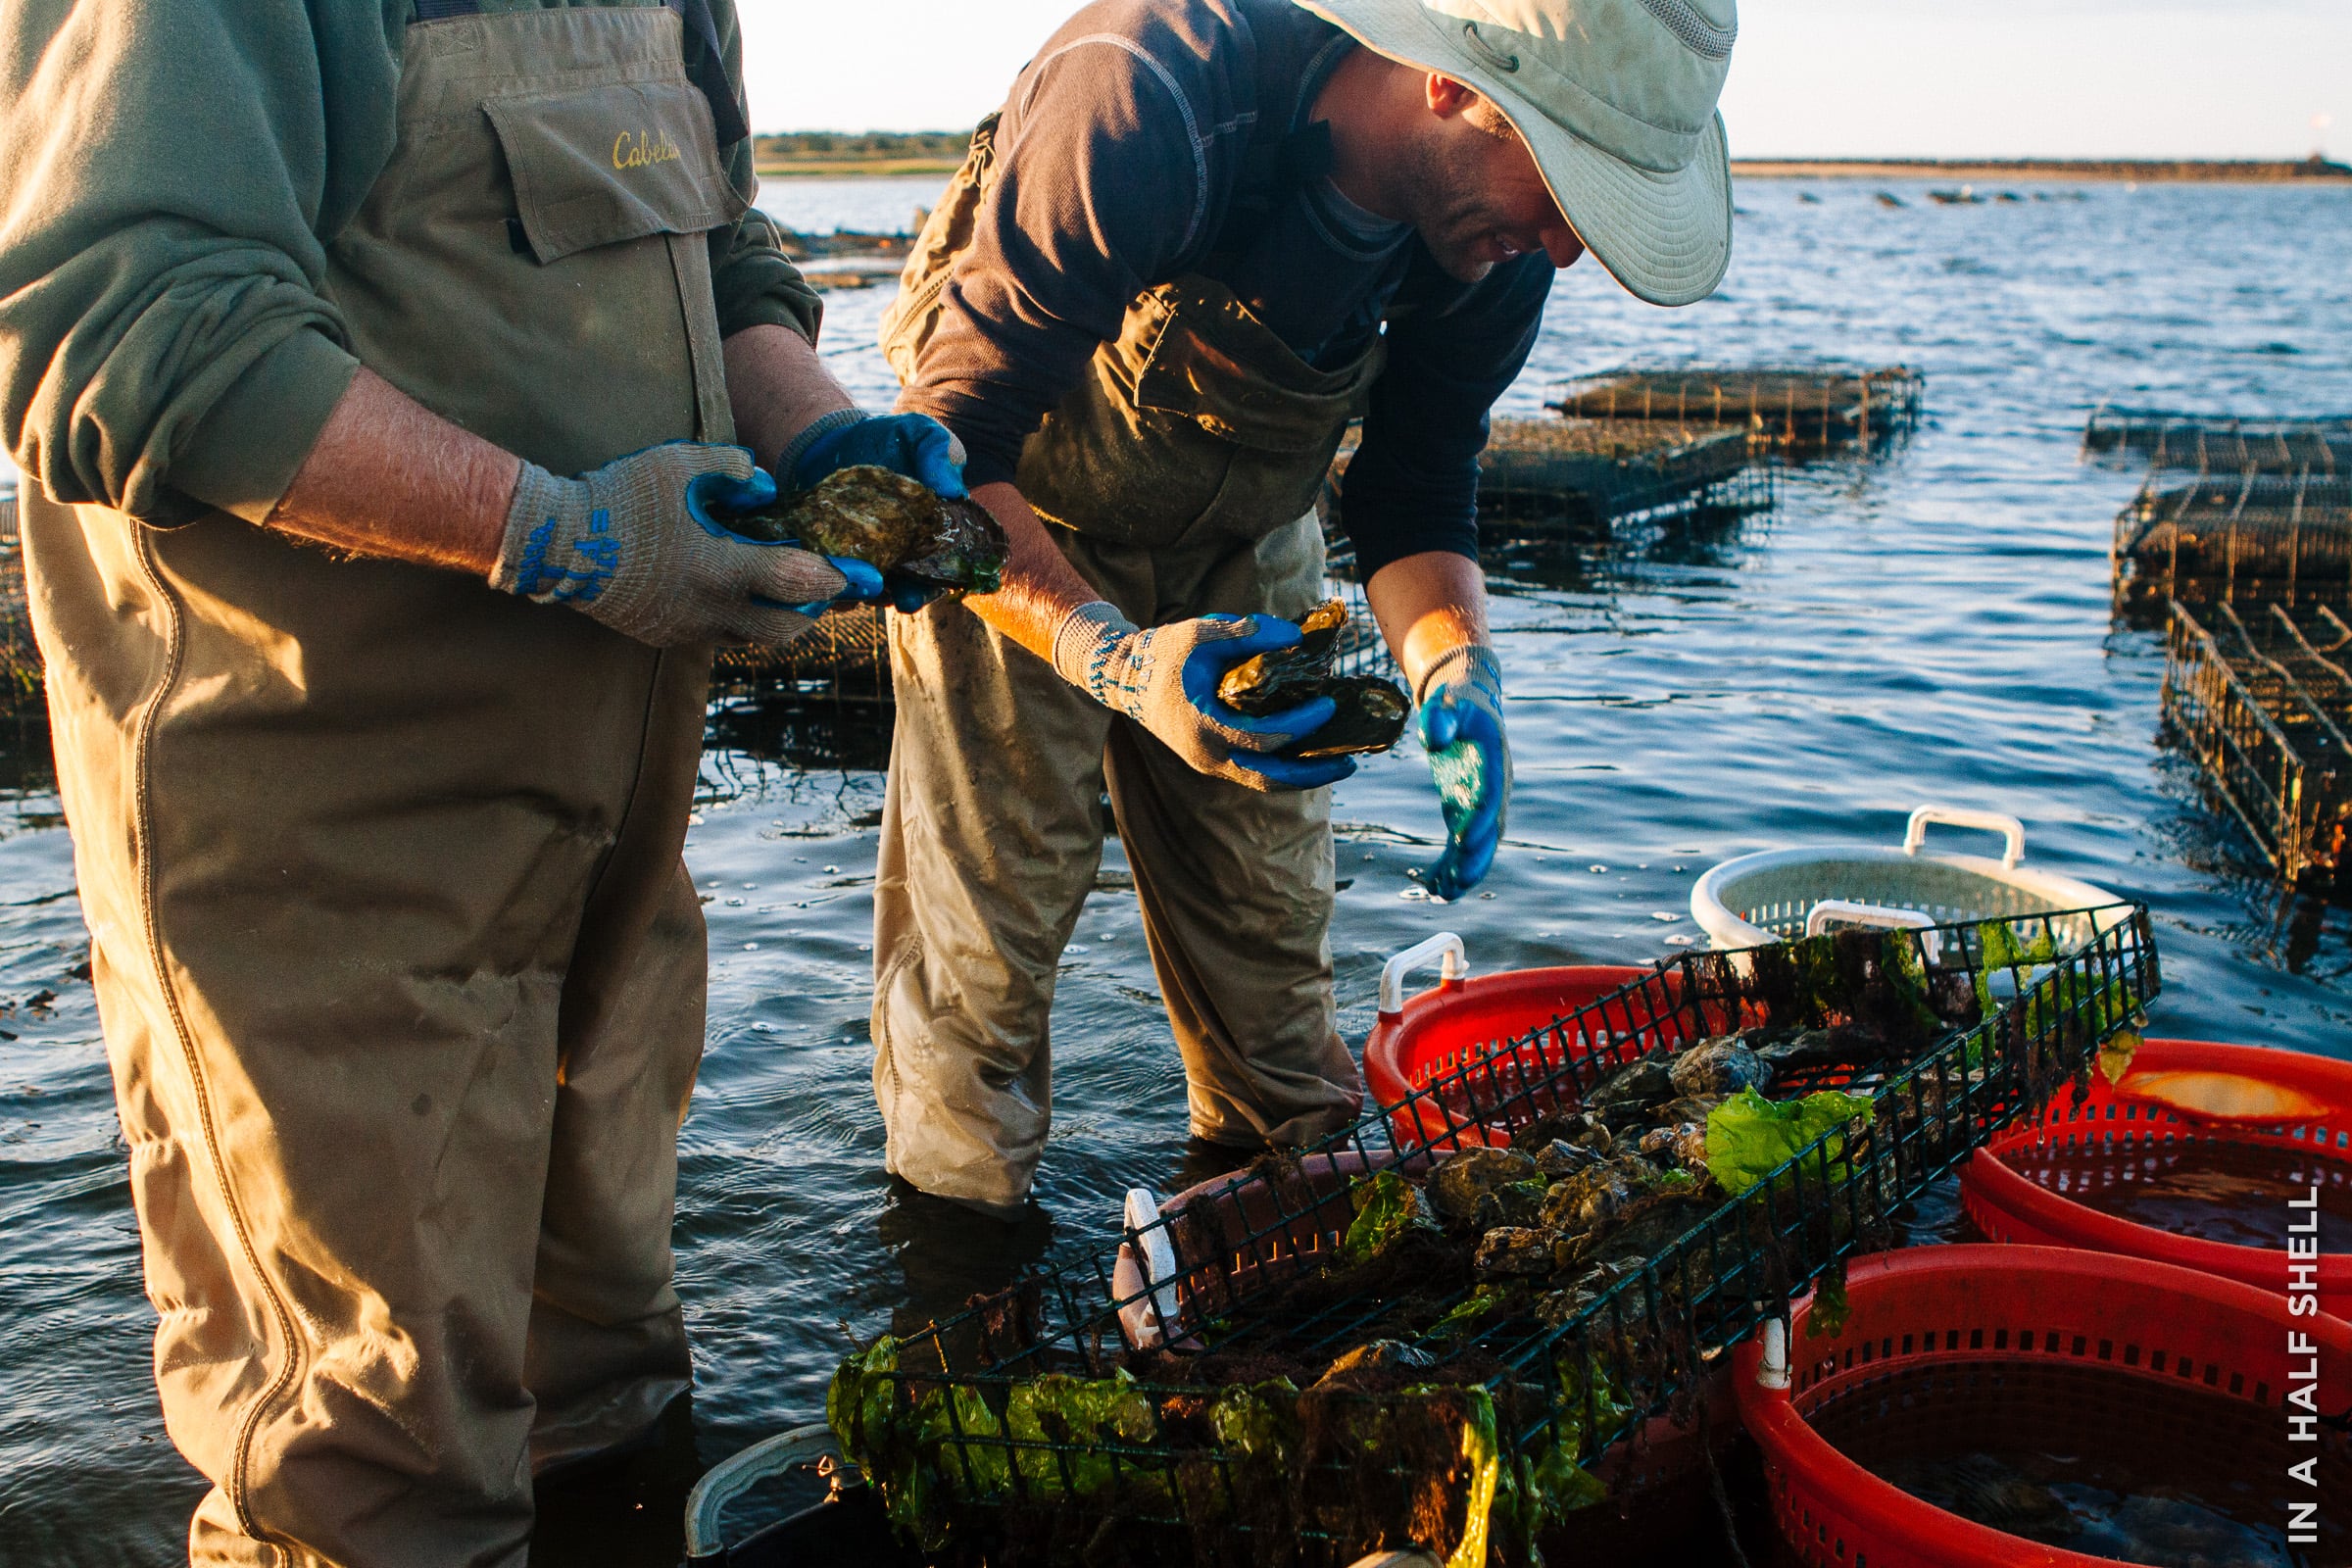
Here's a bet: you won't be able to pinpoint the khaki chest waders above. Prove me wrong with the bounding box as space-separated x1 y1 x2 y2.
867 130 1377 1216
24 10 737 1561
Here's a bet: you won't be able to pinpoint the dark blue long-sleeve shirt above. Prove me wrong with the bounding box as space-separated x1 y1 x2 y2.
894 0 1552 580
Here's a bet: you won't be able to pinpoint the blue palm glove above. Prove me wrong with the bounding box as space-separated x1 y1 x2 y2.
785 410 967 500
1416 645 1509 901
781 411 969 612
1051 604 1356 792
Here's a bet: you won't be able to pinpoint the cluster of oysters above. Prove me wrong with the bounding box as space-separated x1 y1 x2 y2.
1388 1025 1885 1327
1217 600 1409 759
726 465 1009 597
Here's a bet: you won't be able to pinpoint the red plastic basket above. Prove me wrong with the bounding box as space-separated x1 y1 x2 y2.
1962 1037 2352 1320
1362 962 1668 1148
1734 1245 2352 1568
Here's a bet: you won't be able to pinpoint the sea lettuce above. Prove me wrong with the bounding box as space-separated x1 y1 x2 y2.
1704 1087 1875 1197
1342 1168 1441 1263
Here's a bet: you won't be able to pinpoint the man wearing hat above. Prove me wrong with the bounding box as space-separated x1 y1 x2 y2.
873 0 1736 1216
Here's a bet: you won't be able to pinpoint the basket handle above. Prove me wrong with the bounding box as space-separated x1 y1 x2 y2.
1123 1188 1182 1336
1378 932 1468 1015
683 1422 841 1560
1902 807 2026 868
1804 899 1942 964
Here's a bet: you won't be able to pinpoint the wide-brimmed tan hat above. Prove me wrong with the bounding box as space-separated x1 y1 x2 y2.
1293 0 1737 306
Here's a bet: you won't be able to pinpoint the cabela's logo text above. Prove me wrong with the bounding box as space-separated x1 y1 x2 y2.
612 128 681 171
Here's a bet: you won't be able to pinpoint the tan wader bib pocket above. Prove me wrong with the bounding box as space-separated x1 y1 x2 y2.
486 79 744 264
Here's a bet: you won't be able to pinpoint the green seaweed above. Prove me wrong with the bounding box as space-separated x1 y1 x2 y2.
1003 1370 1162 1498
1343 1168 1441 1263
1704 1087 1875 1197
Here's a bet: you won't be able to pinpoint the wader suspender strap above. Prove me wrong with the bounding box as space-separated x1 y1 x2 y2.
666 234 733 442
412 0 751 147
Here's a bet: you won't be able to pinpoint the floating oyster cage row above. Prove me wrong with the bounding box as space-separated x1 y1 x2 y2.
2162 597 2352 898
2083 406 2352 475
1474 416 1774 542
861 905 2156 1565
1546 365 1925 456
2111 467 2352 627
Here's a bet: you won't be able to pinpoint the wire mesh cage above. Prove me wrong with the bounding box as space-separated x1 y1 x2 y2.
2111 468 2352 628
2161 598 2352 896
2083 407 2352 474
712 547 1397 714
830 906 2158 1568
1473 417 1771 539
1546 366 1925 458
0 493 41 715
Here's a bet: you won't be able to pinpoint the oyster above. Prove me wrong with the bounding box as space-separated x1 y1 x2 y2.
1473 1226 1555 1281
725 465 1008 596
1216 599 1408 760
1315 1339 1437 1388
1668 1036 1771 1098
1427 1148 1539 1227
1530 1139 1600 1179
1585 1056 1675 1126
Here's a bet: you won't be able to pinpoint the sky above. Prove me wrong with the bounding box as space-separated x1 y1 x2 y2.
740 0 2349 160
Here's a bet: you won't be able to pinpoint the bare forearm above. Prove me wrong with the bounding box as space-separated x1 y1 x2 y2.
266 367 518 573
267 328 852 575
722 322 856 475
1365 550 1490 696
960 480 1107 659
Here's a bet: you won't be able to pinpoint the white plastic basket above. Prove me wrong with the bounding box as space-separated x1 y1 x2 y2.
1690 807 2123 952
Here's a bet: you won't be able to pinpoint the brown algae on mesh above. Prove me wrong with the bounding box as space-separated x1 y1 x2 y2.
1217 599 1409 758
729 465 1009 596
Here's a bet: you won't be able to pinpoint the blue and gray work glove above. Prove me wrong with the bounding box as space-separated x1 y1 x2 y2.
492 441 882 647
1051 603 1355 792
1416 644 1510 900
781 409 970 612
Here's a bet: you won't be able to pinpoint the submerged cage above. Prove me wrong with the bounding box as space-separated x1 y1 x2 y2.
2111 467 2352 624
2083 406 2352 474
0 491 39 715
2161 598 2352 896
1546 366 1925 457
718 552 1395 712
833 906 2158 1568
1473 417 1770 540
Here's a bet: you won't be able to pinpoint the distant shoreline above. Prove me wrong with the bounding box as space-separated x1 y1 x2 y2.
752 145 2352 184
1730 157 2351 182
756 158 959 178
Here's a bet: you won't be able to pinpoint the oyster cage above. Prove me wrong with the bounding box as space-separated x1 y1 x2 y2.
0 494 42 717
1473 416 1773 541
2083 407 2352 475
832 906 2156 1568
2162 598 2352 897
2111 467 2352 628
1546 366 1924 458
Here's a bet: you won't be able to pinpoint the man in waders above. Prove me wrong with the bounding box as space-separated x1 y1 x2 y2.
0 2 961 1561
874 0 1738 1217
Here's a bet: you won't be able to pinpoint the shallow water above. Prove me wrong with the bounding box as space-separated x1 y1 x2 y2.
5 178 2352 1563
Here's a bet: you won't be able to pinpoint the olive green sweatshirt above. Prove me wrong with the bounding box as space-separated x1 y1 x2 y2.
0 0 819 525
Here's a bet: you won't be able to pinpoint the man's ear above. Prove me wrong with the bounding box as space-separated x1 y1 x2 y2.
1425 74 1482 117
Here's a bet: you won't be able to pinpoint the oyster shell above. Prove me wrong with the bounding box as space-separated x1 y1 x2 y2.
1668 1036 1772 1098
1216 599 1408 760
726 466 1008 596
1427 1147 1539 1227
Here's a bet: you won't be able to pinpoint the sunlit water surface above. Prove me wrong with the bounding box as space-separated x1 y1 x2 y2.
4 176 2351 1563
